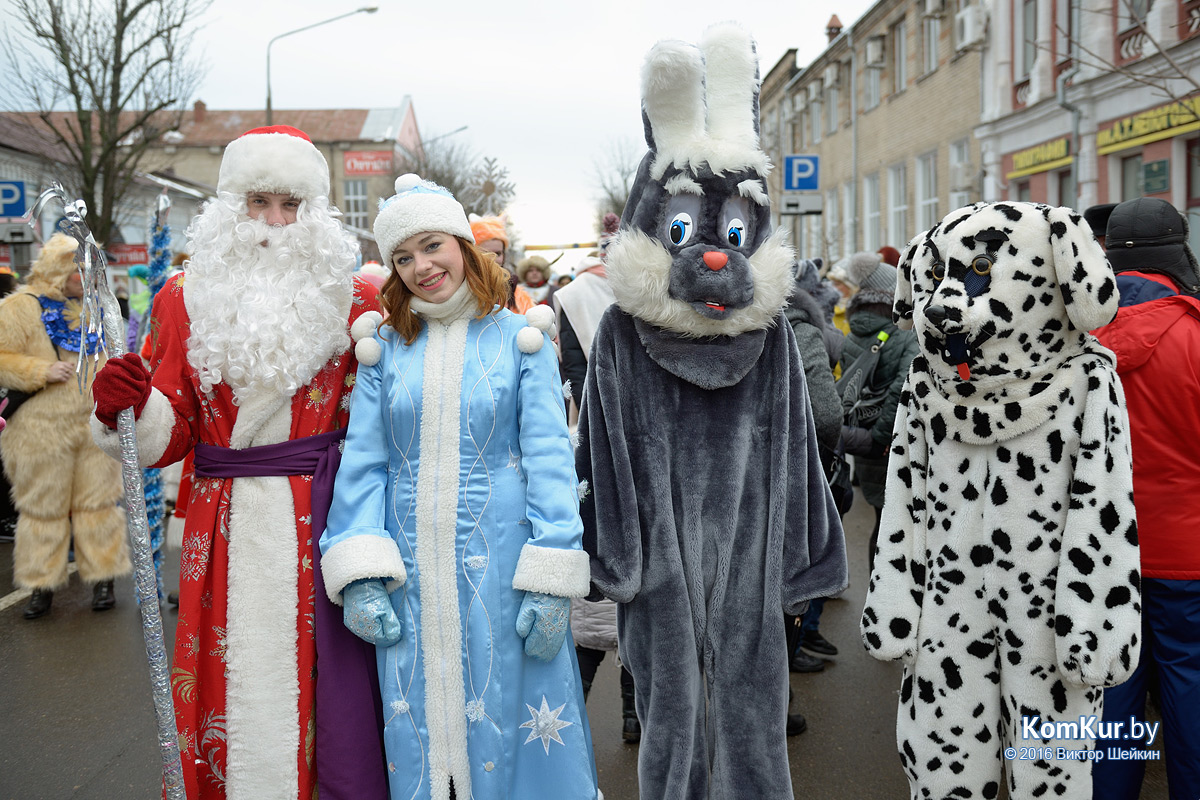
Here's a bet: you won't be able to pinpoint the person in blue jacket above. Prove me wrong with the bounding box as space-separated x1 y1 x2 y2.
320 174 599 800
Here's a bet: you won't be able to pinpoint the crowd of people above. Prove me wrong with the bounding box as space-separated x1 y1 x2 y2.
1 117 1196 800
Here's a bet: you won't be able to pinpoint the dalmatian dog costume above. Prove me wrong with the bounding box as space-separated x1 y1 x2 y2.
861 202 1141 799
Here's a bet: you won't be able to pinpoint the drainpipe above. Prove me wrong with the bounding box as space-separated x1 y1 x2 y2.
849 26 859 251
1056 64 1081 208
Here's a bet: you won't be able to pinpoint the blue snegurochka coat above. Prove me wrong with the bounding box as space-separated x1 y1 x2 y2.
320 303 599 800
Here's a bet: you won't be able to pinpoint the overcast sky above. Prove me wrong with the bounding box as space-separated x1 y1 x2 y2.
7 0 877 270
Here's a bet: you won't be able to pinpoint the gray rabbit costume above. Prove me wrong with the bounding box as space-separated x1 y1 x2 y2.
576 23 848 799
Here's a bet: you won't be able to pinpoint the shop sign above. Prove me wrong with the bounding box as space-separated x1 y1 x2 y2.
1007 137 1072 179
1097 97 1200 155
343 151 393 176
108 243 149 266
1143 159 1169 195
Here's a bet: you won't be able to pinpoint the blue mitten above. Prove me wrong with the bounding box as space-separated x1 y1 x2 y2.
515 591 570 662
342 578 403 647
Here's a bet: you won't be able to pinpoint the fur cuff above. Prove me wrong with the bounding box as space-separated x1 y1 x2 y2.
512 544 591 598
321 533 408 605
89 388 175 467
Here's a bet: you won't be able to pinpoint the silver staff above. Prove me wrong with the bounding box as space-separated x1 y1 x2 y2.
27 184 186 800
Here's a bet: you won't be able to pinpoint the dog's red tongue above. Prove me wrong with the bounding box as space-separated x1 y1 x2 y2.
957 363 972 381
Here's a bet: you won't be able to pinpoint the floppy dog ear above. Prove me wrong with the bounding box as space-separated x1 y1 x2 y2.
894 230 927 329
1045 205 1118 332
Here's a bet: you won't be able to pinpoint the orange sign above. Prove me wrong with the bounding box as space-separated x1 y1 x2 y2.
344 150 393 176
108 243 149 266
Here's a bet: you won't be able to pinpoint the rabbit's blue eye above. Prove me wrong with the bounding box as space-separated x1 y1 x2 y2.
669 213 693 246
726 218 745 247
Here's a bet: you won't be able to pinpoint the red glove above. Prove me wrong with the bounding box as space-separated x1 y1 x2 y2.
92 352 152 429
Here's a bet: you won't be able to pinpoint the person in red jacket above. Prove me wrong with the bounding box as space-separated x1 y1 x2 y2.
1091 197 1200 800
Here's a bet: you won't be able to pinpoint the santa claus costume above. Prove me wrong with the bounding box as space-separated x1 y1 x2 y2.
92 126 384 800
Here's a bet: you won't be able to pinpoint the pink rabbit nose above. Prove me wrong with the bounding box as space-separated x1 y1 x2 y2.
703 251 728 271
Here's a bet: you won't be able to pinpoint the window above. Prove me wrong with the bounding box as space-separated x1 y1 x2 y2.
949 138 972 209
826 186 841 261
1021 0 1038 77
843 183 855 254
811 98 822 144
1055 0 1079 60
1056 169 1075 207
343 179 368 230
1122 153 1144 200
1188 139 1200 259
893 20 908 92
864 174 882 251
889 163 909 245
1017 181 1032 202
827 82 840 134
865 65 881 110
916 152 939 232
922 15 941 74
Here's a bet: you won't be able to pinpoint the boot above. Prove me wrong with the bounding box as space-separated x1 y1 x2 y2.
621 685 641 744
92 579 116 611
23 588 53 620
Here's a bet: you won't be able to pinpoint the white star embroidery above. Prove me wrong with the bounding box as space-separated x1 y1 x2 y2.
519 696 573 754
506 447 521 472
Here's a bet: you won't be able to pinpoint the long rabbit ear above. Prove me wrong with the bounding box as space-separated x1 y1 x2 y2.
700 22 761 156
641 40 706 173
1045 205 1119 332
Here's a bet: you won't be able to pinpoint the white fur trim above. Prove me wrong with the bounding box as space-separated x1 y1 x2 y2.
90 388 176 467
217 131 330 201
512 543 591 598
606 226 795 338
413 315 473 796
373 175 473 265
665 174 703 196
224 400 300 800
524 304 555 331
354 337 382 366
320 535 408 604
738 179 770 207
516 326 545 353
700 23 761 157
350 310 383 342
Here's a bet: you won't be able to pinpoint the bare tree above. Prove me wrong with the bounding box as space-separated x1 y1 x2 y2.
592 136 641 228
396 132 481 210
2 0 210 245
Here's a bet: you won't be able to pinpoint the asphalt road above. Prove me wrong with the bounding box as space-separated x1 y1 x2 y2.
0 489 1170 799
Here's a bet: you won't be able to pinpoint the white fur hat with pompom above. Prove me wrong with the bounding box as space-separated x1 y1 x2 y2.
373 174 473 265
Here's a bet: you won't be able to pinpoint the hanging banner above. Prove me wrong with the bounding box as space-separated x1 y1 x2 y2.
344 151 394 176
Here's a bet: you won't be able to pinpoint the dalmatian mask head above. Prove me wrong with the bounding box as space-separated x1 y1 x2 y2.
895 202 1118 388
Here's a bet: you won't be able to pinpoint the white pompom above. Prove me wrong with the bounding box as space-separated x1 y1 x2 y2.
546 322 557 340
516 326 545 353
350 310 383 342
355 337 382 366
525 304 554 331
394 173 422 193
561 379 572 398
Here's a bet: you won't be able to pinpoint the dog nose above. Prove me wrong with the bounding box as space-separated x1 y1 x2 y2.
925 305 948 326
703 251 728 271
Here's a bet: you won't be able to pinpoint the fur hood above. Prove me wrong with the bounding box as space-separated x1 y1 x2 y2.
25 233 78 300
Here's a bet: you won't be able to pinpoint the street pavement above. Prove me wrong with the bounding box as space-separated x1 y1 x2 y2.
0 489 1170 799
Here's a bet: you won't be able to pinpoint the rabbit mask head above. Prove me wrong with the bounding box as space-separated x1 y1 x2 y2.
606 22 794 338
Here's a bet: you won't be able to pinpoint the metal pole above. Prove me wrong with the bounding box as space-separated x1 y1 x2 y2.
265 6 379 126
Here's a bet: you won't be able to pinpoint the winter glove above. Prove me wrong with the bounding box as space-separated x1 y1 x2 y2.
342 578 403 648
515 591 570 662
92 352 152 429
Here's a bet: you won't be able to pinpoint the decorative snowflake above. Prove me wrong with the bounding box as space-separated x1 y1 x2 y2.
519 696 573 754
209 627 228 661
390 700 410 715
344 373 357 387
465 699 486 722
569 429 581 450
577 479 590 502
506 447 521 472
340 394 352 411
465 555 488 570
306 387 326 409
561 380 572 399
463 157 516 215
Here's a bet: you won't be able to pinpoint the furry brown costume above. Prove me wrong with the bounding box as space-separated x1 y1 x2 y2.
0 234 128 594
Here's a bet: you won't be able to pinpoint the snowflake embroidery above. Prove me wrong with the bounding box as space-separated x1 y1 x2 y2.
561 380 572 399
180 535 212 583
577 479 590 502
391 699 410 715
465 555 488 570
209 626 228 661
519 696 574 754
569 429 582 450
306 387 327 409
340 394 352 411
344 373 357 388
466 699 486 723
506 447 521 472
185 633 200 658
299 514 312 526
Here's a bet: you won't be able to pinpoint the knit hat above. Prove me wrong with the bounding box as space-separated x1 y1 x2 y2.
217 125 330 202
374 174 473 263
516 255 551 283
470 214 509 248
1105 197 1200 294
877 245 901 267
598 212 621 255
846 251 896 294
826 256 860 293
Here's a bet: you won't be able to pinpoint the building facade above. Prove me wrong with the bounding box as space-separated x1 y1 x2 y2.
762 0 985 265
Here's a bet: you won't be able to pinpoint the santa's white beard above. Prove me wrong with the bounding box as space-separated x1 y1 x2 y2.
183 195 358 405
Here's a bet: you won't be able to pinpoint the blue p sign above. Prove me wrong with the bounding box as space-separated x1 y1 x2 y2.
0 181 27 217
783 155 820 192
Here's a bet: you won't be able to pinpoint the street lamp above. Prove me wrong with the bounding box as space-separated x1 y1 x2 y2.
265 6 379 125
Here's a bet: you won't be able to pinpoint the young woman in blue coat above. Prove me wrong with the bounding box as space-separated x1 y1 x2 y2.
320 174 599 800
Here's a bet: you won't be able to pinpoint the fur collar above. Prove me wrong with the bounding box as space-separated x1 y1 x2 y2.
606 227 793 338
633 316 767 389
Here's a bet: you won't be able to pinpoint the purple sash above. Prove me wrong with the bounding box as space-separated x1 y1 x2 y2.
194 429 388 800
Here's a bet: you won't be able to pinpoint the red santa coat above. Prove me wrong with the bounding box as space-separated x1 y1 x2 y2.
98 274 381 799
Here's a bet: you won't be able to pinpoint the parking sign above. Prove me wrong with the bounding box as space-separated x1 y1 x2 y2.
782 155 819 192
0 181 27 217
